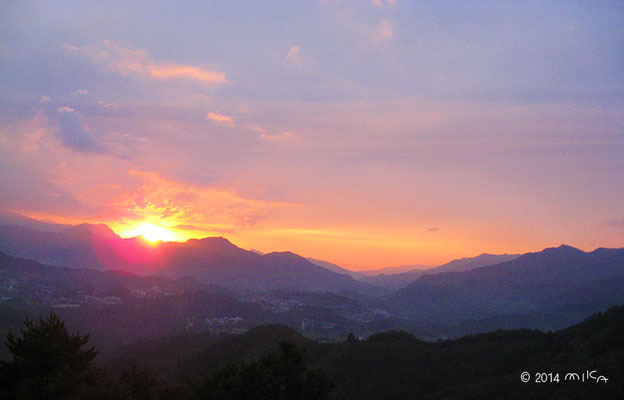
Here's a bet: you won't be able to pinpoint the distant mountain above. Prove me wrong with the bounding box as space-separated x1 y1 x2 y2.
433 252 520 273
0 210 74 232
359 264 431 276
387 245 624 324
357 270 428 290
0 223 162 274
0 223 374 293
306 258 364 279
358 253 520 290
157 239 374 292
0 250 212 297
312 254 517 291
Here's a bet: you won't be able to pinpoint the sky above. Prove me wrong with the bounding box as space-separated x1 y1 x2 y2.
1 0 623 270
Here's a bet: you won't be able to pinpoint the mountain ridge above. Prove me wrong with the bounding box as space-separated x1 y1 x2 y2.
357 252 522 289
0 223 374 294
387 244 624 323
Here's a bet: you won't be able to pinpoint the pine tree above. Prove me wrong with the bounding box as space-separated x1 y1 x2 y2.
0 312 104 399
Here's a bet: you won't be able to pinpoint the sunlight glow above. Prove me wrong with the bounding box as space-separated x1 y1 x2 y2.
125 222 176 242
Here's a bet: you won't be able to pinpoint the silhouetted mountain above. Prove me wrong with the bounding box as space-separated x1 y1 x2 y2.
66 222 119 239
433 252 520 273
359 253 520 290
357 269 428 290
306 258 364 279
151 240 374 292
0 224 373 293
360 264 431 276
0 224 161 274
0 250 214 298
0 210 73 232
387 245 624 324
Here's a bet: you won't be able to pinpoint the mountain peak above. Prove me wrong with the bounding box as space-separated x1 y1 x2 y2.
199 236 233 244
546 244 584 255
185 236 232 244
66 223 119 238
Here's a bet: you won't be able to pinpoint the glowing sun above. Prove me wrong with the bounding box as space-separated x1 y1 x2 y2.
128 222 176 242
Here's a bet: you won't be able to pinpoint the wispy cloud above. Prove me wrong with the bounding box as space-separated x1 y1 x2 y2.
109 170 298 233
260 132 294 141
65 40 226 85
324 6 395 44
285 45 302 64
55 107 109 154
236 214 268 228
246 124 266 133
206 112 234 125
604 219 624 229
1 111 48 153
97 100 121 110
376 19 393 40
147 64 226 84
371 0 396 6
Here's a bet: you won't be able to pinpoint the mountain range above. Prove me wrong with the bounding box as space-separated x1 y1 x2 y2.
387 244 624 324
0 216 520 293
0 212 522 290
0 223 373 293
1 214 624 355
1 215 623 330
356 253 520 289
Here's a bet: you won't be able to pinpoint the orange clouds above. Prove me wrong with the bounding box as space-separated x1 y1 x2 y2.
206 112 234 124
259 132 293 141
65 40 226 86
109 170 300 239
147 64 226 84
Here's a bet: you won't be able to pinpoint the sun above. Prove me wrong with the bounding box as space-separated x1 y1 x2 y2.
128 222 176 243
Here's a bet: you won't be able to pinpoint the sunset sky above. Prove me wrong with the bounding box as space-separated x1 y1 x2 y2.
1 1 623 269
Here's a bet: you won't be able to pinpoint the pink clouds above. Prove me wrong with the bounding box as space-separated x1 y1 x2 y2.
206 112 234 124
65 40 227 85
147 64 226 84
108 170 300 238
285 45 303 64
0 111 300 238
371 0 396 6
259 132 293 141
376 19 393 40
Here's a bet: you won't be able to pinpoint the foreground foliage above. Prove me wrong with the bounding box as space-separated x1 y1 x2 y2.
2 307 623 399
197 341 333 400
0 313 112 399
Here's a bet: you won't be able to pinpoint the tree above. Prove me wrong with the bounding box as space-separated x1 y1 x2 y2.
0 312 107 399
197 341 334 400
118 364 164 400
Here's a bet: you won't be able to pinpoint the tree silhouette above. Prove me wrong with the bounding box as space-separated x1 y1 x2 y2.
118 364 164 400
0 312 106 399
197 341 334 400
